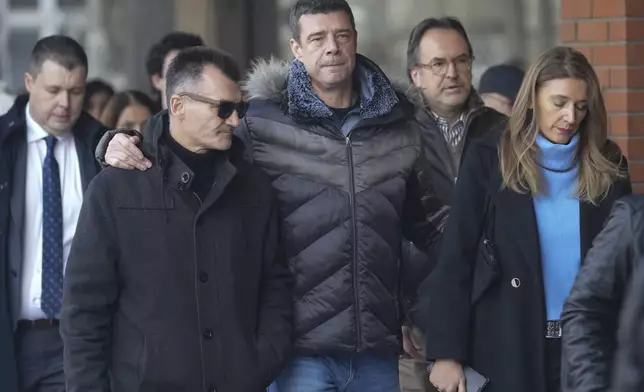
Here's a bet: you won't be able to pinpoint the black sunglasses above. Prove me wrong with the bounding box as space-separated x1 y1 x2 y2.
178 92 249 119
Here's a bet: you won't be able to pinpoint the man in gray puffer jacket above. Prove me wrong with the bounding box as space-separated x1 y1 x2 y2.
97 1 447 390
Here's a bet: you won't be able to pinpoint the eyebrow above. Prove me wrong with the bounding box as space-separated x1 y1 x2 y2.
307 30 325 39
307 28 353 39
333 28 353 34
45 84 84 90
551 94 587 103
427 52 469 62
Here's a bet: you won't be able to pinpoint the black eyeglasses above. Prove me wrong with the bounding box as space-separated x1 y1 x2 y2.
178 92 249 119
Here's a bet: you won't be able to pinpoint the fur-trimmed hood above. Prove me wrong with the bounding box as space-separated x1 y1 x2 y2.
243 57 416 103
243 56 290 103
390 78 426 109
243 54 410 121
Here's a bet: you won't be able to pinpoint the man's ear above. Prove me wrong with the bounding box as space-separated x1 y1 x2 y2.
410 68 422 88
24 72 35 94
169 95 185 120
290 38 303 62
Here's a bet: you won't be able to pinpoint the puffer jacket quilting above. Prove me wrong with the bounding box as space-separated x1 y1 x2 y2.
239 55 438 355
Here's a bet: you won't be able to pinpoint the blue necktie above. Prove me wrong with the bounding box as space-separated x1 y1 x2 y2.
41 135 63 318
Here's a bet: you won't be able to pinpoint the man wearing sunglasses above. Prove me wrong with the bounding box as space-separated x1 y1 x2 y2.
60 47 292 392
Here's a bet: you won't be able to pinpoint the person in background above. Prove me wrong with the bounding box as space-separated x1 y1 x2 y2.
83 79 114 120
0 35 107 392
100 90 157 133
146 31 204 109
478 63 525 116
399 17 506 392
416 46 631 392
561 192 644 391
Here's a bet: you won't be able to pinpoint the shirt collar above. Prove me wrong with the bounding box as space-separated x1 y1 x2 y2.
25 103 73 143
431 111 466 126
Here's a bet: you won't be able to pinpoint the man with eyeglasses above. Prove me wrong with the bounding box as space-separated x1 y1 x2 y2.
60 47 292 392
399 17 507 392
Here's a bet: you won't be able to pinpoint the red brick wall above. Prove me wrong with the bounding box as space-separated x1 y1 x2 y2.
560 0 644 192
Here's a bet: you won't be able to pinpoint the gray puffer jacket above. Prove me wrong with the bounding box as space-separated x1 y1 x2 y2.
237 54 445 355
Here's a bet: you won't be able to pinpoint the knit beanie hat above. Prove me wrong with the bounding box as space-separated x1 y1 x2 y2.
478 64 525 104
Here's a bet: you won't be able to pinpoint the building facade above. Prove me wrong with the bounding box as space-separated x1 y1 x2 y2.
1 0 558 92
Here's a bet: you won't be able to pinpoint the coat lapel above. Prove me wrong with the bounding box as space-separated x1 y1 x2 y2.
74 134 98 192
418 110 455 181
200 159 238 214
496 187 544 286
9 136 26 273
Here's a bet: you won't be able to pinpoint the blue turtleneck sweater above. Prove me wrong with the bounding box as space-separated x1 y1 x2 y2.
532 133 581 321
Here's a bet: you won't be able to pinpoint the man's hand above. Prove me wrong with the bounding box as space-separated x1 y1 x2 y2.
104 133 151 171
402 325 423 359
429 359 466 392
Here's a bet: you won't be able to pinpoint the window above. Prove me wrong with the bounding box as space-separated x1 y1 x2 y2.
9 0 38 9
58 0 85 9
1 0 89 90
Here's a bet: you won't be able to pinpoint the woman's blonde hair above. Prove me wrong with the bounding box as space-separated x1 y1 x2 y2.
499 46 625 204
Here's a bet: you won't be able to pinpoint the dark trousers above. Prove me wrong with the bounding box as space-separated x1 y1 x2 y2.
15 325 65 392
546 339 562 392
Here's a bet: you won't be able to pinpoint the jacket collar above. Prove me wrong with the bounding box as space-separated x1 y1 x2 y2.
0 94 28 145
243 54 412 123
285 55 399 120
394 78 485 121
139 111 244 194
0 93 104 148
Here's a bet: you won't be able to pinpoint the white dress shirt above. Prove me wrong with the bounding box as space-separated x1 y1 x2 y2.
19 105 83 320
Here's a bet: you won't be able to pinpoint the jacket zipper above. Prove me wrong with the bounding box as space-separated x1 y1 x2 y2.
345 135 362 352
191 192 208 392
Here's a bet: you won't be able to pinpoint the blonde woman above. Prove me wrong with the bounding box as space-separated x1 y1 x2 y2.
414 46 632 392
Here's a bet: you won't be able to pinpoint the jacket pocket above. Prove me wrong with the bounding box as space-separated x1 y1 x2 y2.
225 328 266 390
470 238 500 305
110 314 147 390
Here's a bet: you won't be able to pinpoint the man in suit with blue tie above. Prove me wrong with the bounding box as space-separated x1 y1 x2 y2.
0 35 107 392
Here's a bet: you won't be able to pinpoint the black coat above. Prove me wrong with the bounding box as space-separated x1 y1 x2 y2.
400 85 507 304
415 129 632 392
237 55 445 355
561 196 644 392
608 202 644 392
60 113 293 392
0 95 107 392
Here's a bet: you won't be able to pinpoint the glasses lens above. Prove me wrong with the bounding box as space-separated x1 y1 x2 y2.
217 101 249 120
217 101 235 119
236 101 249 119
